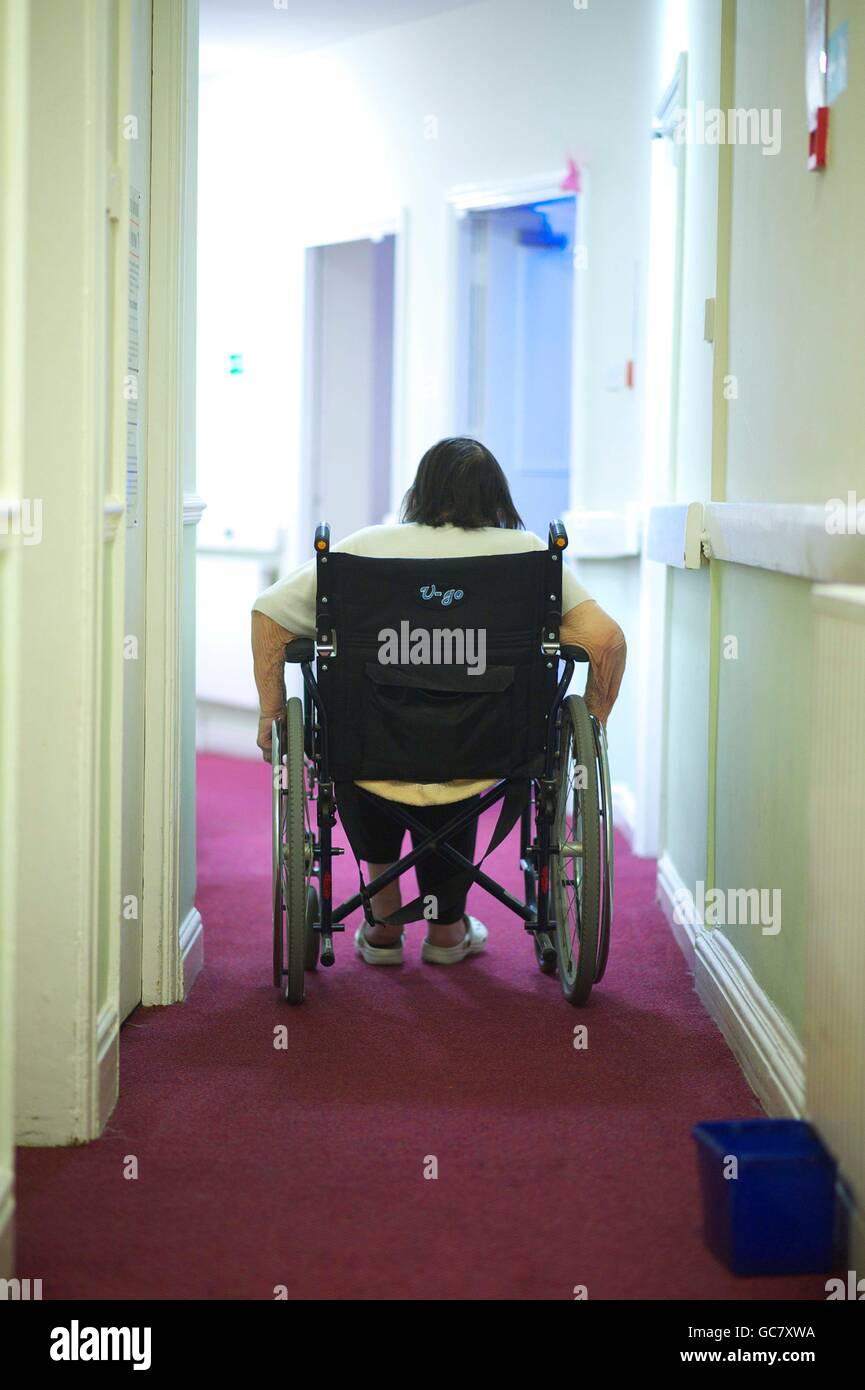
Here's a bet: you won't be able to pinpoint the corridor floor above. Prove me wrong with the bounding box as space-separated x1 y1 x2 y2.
16 754 829 1300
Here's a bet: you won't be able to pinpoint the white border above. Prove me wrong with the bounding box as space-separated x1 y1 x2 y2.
179 906 204 997
703 501 865 581
645 501 703 568
643 501 865 583
0 1168 13 1280
447 170 569 215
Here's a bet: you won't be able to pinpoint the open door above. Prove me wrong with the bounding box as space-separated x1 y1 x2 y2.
302 234 396 540
454 196 576 538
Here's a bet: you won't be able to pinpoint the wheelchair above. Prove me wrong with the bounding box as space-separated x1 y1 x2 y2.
271 520 613 1007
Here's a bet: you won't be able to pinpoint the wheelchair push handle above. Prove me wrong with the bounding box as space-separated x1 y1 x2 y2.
548 519 568 552
314 522 330 554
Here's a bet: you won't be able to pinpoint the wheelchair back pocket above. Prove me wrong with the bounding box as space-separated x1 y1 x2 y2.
362 662 516 778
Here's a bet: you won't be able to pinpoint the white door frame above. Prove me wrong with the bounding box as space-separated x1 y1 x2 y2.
632 54 688 858
141 0 201 1005
444 169 589 513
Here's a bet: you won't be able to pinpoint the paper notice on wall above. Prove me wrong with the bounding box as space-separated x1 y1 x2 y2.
126 186 141 517
805 0 827 132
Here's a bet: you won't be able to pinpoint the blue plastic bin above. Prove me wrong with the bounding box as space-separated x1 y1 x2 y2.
692 1119 837 1276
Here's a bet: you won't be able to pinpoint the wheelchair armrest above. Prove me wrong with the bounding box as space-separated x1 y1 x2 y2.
284 638 315 664
561 644 590 663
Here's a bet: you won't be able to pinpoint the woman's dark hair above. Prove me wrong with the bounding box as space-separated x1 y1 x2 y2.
400 437 524 530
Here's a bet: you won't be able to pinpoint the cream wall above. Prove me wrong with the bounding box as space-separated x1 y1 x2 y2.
659 0 865 1051
709 0 865 1038
714 567 813 1033
0 0 28 1278
663 564 711 893
726 0 865 504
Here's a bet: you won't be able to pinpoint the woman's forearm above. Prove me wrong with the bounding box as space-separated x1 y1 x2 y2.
560 600 627 726
250 601 624 758
251 610 295 755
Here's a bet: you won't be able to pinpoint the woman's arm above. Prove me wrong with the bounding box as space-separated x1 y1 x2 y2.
251 610 295 760
252 589 624 759
560 600 626 726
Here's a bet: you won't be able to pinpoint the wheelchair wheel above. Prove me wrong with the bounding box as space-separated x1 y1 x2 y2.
272 698 310 1005
552 695 601 1006
272 717 285 988
593 715 614 983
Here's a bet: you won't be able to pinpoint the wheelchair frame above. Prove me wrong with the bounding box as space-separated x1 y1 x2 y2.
272 519 614 1006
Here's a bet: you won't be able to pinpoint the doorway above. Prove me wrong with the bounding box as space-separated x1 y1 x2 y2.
302 235 396 541
453 196 576 538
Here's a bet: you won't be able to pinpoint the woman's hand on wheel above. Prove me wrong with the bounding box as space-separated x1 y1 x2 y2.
257 711 278 763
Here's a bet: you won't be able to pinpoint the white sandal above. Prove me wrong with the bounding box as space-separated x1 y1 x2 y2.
421 915 487 965
354 922 405 966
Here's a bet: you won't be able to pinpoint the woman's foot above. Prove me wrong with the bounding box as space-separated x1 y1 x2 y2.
422 915 487 965
354 922 404 965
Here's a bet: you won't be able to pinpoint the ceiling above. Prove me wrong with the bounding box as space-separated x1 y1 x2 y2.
200 0 485 75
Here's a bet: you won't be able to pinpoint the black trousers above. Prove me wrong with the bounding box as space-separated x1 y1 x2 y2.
345 789 480 927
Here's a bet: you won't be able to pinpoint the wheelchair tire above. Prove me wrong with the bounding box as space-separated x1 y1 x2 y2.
272 718 285 988
593 715 614 984
304 884 320 972
552 695 601 1006
273 699 309 1005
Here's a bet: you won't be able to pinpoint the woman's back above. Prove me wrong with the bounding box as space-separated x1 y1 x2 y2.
254 521 591 637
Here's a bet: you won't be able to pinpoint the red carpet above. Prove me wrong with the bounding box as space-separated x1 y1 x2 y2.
15 754 829 1300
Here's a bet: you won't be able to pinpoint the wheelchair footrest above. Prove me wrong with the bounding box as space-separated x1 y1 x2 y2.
533 930 557 966
320 932 335 967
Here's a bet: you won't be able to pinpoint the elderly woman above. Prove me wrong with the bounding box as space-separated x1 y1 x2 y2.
252 438 626 968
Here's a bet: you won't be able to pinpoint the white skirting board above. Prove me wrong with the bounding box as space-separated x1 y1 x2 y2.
656 852 805 1119
180 907 204 998
96 1004 119 1133
0 1168 13 1278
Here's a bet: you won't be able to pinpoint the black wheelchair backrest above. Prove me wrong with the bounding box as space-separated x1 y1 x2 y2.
313 543 565 783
